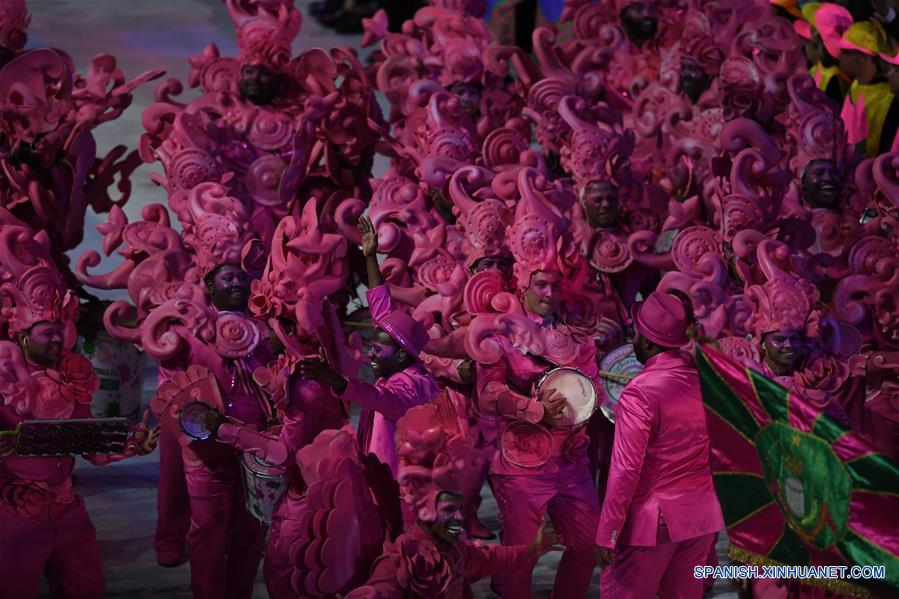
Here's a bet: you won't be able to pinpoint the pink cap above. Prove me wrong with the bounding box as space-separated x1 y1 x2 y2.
377 310 429 359
815 4 854 58
630 292 690 348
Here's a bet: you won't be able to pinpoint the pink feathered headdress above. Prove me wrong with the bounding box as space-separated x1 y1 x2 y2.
0 222 78 342
225 0 302 71
395 403 485 523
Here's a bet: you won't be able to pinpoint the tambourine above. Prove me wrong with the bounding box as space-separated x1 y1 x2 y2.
179 401 215 441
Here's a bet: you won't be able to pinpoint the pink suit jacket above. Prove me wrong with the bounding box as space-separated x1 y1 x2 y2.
596 350 724 548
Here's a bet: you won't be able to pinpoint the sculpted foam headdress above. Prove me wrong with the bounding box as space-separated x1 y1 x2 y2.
395 403 485 523
225 0 302 71
178 181 260 279
0 0 29 52
506 167 580 290
248 200 348 336
557 96 634 191
0 220 78 344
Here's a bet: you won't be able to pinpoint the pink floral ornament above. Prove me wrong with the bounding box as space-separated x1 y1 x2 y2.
0 0 29 53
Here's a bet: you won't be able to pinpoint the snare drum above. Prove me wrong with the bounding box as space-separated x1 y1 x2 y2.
240 452 287 524
535 367 597 428
598 344 644 423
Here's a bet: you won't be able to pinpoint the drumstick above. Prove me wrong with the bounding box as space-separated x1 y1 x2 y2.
597 370 635 382
342 321 374 329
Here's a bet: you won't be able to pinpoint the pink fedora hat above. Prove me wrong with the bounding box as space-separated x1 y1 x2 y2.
630 292 690 348
376 309 429 359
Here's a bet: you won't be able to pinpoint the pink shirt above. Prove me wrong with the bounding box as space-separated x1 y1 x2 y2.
596 350 724 548
476 326 599 476
339 284 438 474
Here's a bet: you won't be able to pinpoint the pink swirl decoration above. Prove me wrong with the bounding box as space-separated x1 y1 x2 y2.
199 57 239 94
672 226 722 277
169 148 220 191
482 127 530 168
416 254 457 293
590 230 632 273
214 312 261 358
463 270 506 314
247 110 294 150
848 236 897 276
717 336 760 363
245 155 288 207
507 214 555 273
464 200 508 252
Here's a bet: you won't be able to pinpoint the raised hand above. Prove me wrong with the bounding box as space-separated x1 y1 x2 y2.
357 215 378 257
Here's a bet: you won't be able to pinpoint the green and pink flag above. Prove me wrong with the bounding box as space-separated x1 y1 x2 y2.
697 345 899 598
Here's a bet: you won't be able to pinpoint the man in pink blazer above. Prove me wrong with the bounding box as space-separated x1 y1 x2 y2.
595 292 724 598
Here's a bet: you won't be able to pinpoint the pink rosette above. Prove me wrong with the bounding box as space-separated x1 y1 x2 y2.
247 110 294 151
0 480 73 519
30 372 75 419
214 312 261 358
49 353 99 405
394 535 453 597
794 355 850 409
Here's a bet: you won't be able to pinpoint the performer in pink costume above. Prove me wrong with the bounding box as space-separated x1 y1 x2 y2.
299 216 439 474
595 292 724 599
201 203 355 599
347 403 563 599
467 170 600 598
0 220 158 599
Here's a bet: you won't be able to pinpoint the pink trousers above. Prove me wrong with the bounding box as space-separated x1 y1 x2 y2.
154 425 191 562
184 456 266 599
491 465 599 598
0 497 105 599
601 523 717 599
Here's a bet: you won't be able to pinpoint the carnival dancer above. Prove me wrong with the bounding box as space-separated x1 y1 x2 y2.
468 169 601 597
595 291 723 599
298 216 439 475
200 205 354 599
346 403 564 599
0 222 159 599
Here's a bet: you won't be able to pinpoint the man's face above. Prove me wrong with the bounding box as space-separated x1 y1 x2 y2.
886 62 899 96
838 50 877 85
425 492 465 544
523 270 563 317
206 265 251 312
802 160 842 209
680 57 709 104
633 331 652 365
369 330 405 379
763 329 805 373
580 181 620 229
239 64 280 106
804 33 825 66
621 2 658 45
20 321 65 368
449 83 482 119
472 255 512 280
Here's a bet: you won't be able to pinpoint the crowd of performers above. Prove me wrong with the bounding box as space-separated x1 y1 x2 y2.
1 0 898 597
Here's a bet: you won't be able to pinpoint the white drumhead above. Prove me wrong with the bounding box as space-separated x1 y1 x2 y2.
538 368 597 428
